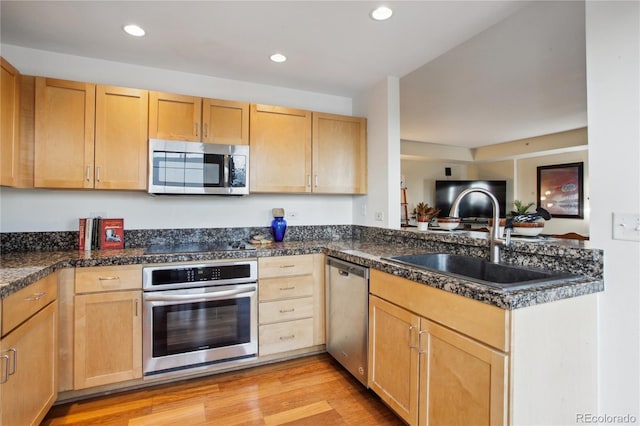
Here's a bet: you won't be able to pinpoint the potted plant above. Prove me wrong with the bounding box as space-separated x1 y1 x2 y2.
510 200 550 236
413 202 440 231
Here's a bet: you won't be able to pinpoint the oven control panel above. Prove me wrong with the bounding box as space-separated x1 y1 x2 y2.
143 260 257 290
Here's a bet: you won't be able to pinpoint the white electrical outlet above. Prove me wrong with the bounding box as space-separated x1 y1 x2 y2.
374 211 384 221
361 205 367 216
612 212 640 242
289 211 298 220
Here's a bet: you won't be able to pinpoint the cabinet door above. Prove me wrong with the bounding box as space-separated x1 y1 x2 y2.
312 112 367 194
74 290 142 389
202 98 249 145
369 295 420 425
149 91 201 141
249 104 312 192
95 86 148 190
1 302 57 426
35 77 95 188
1 57 20 187
419 320 508 426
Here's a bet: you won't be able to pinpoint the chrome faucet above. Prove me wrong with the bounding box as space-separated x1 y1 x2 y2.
449 187 511 263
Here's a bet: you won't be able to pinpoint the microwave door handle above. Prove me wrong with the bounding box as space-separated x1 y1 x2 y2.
224 155 230 187
145 286 256 302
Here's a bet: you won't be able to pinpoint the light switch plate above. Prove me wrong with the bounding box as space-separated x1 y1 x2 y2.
612 212 640 241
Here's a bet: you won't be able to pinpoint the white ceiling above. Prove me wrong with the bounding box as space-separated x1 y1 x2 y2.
400 1 587 147
0 1 587 148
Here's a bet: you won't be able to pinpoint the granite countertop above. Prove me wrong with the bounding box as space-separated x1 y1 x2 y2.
0 234 604 310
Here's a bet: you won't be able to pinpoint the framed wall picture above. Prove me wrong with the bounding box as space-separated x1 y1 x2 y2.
537 162 584 219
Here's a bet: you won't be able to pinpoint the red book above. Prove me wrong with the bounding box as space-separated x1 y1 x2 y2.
78 218 86 251
100 218 125 250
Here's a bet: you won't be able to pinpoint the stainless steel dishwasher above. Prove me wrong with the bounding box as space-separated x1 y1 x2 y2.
325 257 370 387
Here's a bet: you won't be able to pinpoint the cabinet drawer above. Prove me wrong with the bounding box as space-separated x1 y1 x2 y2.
259 275 314 301
259 318 314 356
2 272 57 336
75 265 142 293
259 297 313 324
258 255 314 278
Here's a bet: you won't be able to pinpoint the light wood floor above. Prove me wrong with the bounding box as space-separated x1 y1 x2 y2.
42 354 404 425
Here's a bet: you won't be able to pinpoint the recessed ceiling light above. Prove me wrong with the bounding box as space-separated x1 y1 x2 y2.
370 6 393 21
270 53 287 63
123 24 145 37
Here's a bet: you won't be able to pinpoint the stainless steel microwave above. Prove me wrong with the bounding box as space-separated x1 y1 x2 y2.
148 139 249 195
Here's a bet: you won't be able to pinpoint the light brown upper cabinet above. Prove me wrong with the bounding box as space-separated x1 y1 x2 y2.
95 86 148 190
250 105 367 194
250 104 312 192
1 57 21 187
149 91 249 145
35 78 148 190
35 78 96 189
312 112 367 194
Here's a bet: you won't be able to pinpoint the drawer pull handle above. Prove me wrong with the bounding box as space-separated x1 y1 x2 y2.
279 286 295 291
279 308 295 313
25 292 46 301
98 276 120 281
279 334 295 341
279 265 296 269
0 354 9 384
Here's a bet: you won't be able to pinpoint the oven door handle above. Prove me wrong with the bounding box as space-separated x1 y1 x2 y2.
144 286 256 302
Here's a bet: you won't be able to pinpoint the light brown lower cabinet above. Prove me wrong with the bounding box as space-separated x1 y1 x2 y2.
73 265 142 390
1 274 58 426
369 269 598 426
369 296 507 426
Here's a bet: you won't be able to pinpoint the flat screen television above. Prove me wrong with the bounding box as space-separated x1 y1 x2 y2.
435 180 507 219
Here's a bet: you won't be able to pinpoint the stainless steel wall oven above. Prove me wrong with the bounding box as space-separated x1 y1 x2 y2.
142 259 258 376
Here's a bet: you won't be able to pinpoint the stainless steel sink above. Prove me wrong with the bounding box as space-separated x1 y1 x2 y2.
383 253 581 290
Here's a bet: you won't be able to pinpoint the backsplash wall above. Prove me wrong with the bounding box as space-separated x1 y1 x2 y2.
0 188 356 233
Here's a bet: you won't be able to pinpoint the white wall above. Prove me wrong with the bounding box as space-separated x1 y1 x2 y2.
586 1 640 420
353 76 401 229
2 45 352 114
401 159 470 220
0 45 358 232
0 187 354 232
516 149 589 236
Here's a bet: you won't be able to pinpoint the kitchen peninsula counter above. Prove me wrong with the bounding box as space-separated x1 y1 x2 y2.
0 228 604 310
